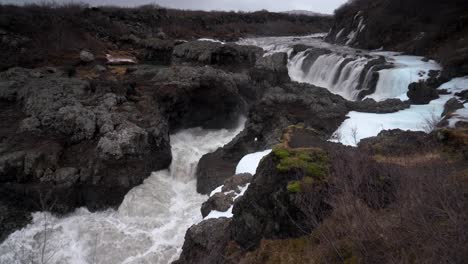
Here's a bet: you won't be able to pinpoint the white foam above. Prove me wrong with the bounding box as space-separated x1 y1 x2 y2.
0 119 246 264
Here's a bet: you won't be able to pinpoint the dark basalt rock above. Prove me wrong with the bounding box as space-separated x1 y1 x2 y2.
0 67 173 240
139 38 175 65
172 40 263 70
173 218 232 264
350 98 411 113
222 173 252 193
201 192 236 218
250 52 290 86
407 81 439 105
149 66 247 131
196 83 350 194
442 98 464 117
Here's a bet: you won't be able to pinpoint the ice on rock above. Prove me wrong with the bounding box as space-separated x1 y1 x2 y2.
205 149 272 220
332 77 468 146
235 149 272 175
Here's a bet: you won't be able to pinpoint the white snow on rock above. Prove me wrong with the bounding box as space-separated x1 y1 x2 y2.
204 184 250 220
204 149 272 220
332 77 468 146
197 38 225 44
106 54 137 65
235 149 272 175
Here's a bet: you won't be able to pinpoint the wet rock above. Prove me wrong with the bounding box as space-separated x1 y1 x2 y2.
350 98 411 113
407 81 439 104
80 50 95 63
151 66 245 130
222 173 252 193
201 192 236 218
250 52 290 85
455 90 468 101
173 218 231 264
442 98 464 117
197 83 350 194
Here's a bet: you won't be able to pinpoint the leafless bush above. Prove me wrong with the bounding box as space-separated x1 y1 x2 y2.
421 110 442 133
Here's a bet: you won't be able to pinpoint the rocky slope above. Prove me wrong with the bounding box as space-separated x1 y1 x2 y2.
0 4 332 71
176 126 468 264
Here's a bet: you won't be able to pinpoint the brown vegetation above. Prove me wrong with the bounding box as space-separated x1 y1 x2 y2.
0 3 332 70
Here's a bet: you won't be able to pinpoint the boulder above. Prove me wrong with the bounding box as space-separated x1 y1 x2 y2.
173 218 231 264
222 173 252 193
442 98 464 117
79 50 95 63
407 82 439 105
201 192 236 218
250 52 290 85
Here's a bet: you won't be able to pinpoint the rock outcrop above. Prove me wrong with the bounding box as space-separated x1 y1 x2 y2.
173 41 264 70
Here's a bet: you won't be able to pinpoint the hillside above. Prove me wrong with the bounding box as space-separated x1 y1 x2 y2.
0 3 332 70
326 0 468 77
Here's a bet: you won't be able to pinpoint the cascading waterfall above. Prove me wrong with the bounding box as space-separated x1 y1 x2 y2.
289 52 371 100
0 119 245 264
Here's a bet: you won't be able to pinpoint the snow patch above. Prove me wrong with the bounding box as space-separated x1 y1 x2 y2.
235 149 272 175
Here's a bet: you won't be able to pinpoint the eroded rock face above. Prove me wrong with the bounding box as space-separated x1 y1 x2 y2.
149 66 247 130
173 218 232 264
250 52 290 86
201 192 236 218
196 83 351 194
172 40 264 70
0 67 172 240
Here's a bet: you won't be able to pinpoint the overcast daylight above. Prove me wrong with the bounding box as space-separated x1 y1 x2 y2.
0 0 347 13
1 0 468 263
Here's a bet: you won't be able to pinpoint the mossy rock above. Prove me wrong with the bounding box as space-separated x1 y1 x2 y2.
273 145 329 180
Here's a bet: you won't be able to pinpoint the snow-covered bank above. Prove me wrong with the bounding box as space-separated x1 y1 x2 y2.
205 149 272 220
0 120 245 264
332 77 468 146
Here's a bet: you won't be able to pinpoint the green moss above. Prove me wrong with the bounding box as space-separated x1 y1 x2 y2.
287 181 302 193
273 146 291 159
275 146 328 179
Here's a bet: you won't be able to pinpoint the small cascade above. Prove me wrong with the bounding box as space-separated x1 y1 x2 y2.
0 119 246 264
289 52 374 100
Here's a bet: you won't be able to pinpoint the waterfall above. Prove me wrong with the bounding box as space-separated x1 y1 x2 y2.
0 119 245 264
289 52 370 100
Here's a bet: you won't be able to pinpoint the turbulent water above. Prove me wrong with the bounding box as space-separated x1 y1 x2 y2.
0 119 245 264
240 34 466 145
240 35 441 101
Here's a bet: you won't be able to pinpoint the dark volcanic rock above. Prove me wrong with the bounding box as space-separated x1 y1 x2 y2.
139 38 175 65
350 98 411 113
250 52 290 85
0 67 172 240
201 192 236 218
196 83 350 194
230 152 331 250
407 81 439 104
172 40 263 70
222 173 252 193
442 98 464 117
149 66 246 130
173 218 231 264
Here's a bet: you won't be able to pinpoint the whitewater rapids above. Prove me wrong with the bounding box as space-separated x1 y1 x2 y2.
0 119 245 264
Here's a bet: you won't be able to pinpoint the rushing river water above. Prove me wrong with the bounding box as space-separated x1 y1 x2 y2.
2 34 468 264
0 119 245 264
